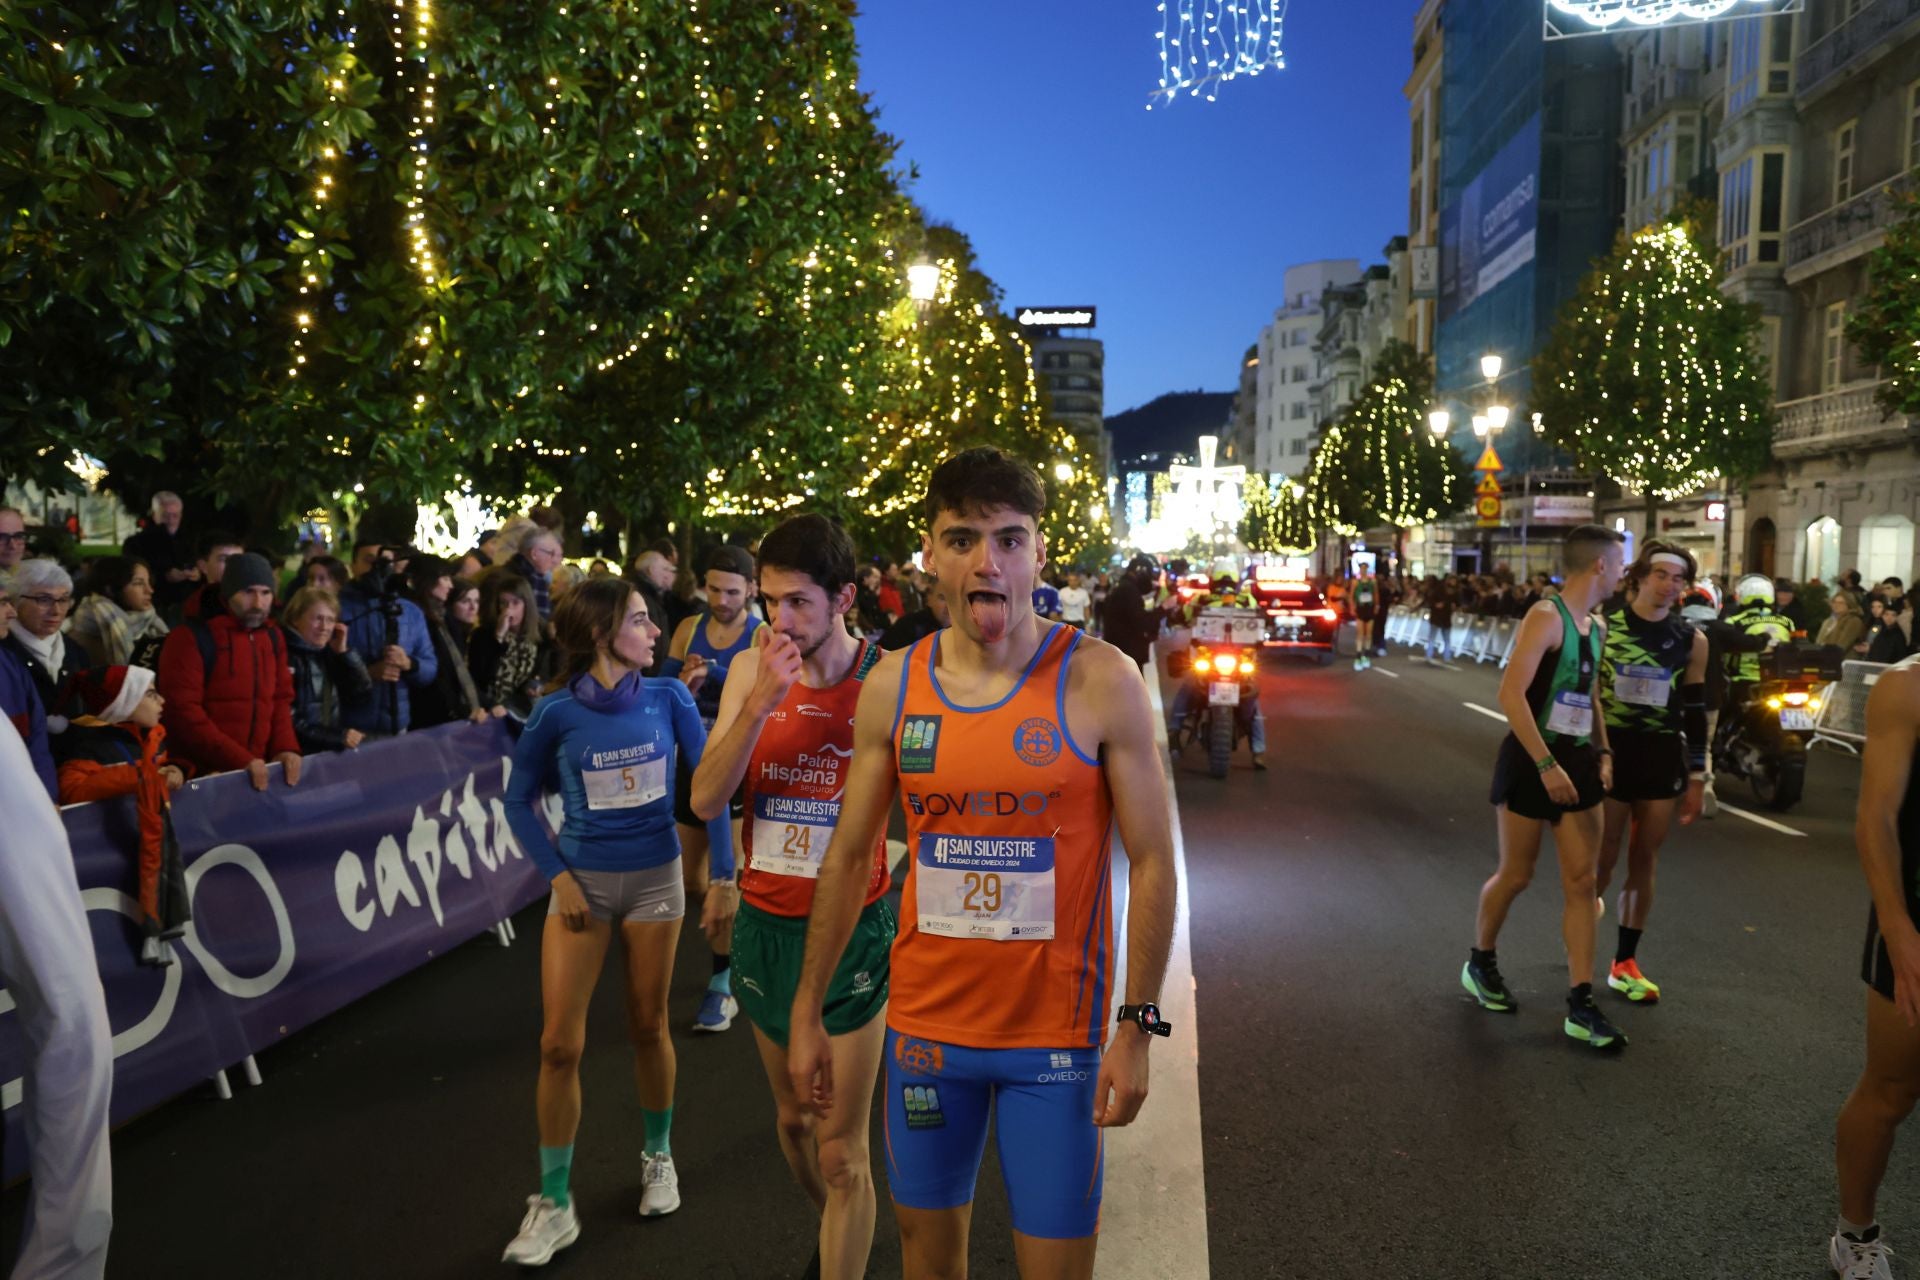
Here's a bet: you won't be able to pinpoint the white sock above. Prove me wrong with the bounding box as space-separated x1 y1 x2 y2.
1838 1215 1878 1241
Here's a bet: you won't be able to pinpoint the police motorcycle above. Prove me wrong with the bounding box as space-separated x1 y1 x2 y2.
1164 584 1267 779
1710 575 1840 812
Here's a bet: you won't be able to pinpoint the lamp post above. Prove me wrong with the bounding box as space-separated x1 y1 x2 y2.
906 258 940 310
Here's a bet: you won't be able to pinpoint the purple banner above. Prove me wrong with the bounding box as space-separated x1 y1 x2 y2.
0 721 553 1180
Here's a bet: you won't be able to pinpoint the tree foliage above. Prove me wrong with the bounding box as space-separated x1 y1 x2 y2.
1531 206 1774 499
1301 341 1464 536
1849 186 1920 418
1237 472 1313 553
1 1 1097 561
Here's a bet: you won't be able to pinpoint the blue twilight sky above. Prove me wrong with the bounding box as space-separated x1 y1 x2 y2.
852 1 1423 416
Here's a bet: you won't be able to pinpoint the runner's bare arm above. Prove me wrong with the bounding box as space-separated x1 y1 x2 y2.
794 649 905 1007
690 648 761 821
1857 667 1920 1023
1497 601 1563 763
667 616 697 661
1080 641 1176 1006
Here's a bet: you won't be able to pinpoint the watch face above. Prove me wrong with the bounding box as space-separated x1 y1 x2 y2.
1141 1006 1159 1028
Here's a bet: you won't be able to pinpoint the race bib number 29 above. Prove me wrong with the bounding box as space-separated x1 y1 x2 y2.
916 833 1055 941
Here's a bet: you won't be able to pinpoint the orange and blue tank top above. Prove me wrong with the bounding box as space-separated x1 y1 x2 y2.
889 623 1116 1051
740 641 889 917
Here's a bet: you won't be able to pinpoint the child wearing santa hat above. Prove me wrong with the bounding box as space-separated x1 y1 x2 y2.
56 664 191 964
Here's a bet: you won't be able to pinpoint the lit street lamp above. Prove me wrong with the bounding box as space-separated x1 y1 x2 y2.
1428 408 1451 437
906 259 940 304
1480 353 1504 381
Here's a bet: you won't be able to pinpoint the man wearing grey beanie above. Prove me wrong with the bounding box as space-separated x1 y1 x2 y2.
154 551 303 790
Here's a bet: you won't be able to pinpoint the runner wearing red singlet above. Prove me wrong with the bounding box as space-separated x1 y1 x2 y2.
691 515 892 1280
787 448 1179 1280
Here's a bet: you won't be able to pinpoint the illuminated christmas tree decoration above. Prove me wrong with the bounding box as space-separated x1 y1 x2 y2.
1151 1 1288 107
1544 0 1800 39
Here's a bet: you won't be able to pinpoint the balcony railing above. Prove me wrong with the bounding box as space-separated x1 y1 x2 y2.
1798 0 1920 103
1785 172 1917 282
1773 383 1915 458
1632 66 1703 126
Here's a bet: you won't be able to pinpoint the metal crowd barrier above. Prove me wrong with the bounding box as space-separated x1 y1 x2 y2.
1811 659 1892 754
1381 606 1523 666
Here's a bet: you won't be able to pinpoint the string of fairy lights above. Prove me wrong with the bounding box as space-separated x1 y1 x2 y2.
290 11 358 390
1544 221 1763 500
1151 0 1288 107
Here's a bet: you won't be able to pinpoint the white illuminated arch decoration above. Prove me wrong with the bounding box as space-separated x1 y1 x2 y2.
1545 0 1801 38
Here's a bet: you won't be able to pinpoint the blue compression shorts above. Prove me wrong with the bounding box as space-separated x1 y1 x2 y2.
883 1030 1105 1239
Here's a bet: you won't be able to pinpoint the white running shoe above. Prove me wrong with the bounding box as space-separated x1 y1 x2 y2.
502 1195 580 1266
1830 1230 1893 1279
638 1152 681 1217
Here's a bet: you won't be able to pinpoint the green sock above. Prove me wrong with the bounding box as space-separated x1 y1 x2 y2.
642 1107 673 1157
539 1145 573 1208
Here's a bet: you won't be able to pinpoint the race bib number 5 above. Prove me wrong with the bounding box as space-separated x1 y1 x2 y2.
751 793 840 879
583 755 667 810
916 833 1056 941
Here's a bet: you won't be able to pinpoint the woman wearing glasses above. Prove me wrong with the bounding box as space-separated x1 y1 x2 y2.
3 559 85 726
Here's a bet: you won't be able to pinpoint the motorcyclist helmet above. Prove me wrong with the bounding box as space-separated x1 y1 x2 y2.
1126 554 1158 577
1679 582 1720 624
1734 573 1775 608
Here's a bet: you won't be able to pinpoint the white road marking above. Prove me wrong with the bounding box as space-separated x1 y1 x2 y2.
1462 701 1508 724
1716 802 1808 838
1369 665 1401 679
1098 674 1209 1279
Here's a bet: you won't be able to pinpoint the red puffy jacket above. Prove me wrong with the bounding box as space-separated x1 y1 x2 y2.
157 612 300 775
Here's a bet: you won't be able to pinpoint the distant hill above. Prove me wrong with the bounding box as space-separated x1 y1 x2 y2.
1105 390 1236 468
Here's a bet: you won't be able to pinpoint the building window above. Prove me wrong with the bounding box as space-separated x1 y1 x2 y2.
1824 301 1848 391
1804 516 1842 585
1720 156 1753 269
1290 437 1308 456
1720 149 1787 270
1290 402 1307 420
1727 20 1759 114
1909 81 1920 171
1860 516 1915 588
1835 119 1856 204
1293 365 1309 383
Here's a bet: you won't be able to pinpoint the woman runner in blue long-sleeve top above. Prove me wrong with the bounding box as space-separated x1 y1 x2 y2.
500 577 737 1267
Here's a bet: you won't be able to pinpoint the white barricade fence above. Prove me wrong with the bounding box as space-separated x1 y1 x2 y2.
1464 616 1494 661
1487 617 1519 665
1811 659 1892 753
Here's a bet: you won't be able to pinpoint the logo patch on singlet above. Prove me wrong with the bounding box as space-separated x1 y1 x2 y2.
899 715 943 774
1013 716 1062 767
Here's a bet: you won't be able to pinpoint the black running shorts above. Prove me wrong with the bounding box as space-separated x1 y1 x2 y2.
1490 734 1604 823
1863 903 1920 1002
1354 605 1377 623
1604 728 1689 804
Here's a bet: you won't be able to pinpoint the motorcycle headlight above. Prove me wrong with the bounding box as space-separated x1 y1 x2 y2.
1194 654 1213 674
1765 696 1782 710
1238 658 1256 675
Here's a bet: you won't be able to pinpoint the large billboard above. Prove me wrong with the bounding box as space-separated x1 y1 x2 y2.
1438 113 1541 323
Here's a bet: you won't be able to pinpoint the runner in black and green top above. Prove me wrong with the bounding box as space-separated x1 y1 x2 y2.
1464 524 1630 1050
1350 565 1379 671
1595 541 1710 1006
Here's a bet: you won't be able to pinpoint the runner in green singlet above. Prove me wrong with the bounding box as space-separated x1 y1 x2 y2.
1350 565 1379 671
1463 525 1630 1050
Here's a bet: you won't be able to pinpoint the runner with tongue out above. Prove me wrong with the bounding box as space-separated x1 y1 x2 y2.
788 446 1179 1280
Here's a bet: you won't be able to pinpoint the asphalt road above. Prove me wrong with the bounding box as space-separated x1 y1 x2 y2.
2 640 1906 1280
1183 645 1902 1280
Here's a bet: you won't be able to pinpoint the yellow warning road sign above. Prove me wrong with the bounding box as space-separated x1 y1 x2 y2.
1474 473 1503 497
1474 443 1504 472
